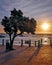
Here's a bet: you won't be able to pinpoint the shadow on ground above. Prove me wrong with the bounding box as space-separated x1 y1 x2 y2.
0 47 29 65
28 47 41 62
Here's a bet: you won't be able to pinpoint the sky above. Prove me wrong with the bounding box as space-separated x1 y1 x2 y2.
0 0 52 34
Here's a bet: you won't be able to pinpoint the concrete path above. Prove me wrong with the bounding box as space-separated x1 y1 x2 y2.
0 45 52 65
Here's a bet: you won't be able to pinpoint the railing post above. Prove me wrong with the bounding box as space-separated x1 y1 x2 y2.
29 40 31 47
21 40 23 47
2 39 4 46
40 39 42 47
50 40 52 47
35 41 36 47
6 40 9 51
38 40 40 48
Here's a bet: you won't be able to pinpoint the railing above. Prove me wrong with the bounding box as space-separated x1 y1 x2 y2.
0 37 42 47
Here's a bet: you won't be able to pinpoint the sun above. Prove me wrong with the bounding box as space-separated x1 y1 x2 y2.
42 23 49 30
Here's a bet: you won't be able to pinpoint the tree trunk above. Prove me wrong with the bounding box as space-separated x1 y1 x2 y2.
9 37 15 50
9 34 11 44
9 33 16 50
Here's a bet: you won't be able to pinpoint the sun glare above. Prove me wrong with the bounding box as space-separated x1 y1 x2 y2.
42 23 49 30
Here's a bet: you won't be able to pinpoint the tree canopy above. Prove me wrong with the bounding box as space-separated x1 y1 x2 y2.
1 8 37 50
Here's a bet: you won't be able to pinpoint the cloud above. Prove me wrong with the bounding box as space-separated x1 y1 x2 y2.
0 0 52 33
0 0 52 20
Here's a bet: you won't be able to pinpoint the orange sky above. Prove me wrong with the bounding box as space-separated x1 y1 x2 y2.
35 19 52 34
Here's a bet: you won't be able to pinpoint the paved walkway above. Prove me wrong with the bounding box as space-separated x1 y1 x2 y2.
0 45 52 65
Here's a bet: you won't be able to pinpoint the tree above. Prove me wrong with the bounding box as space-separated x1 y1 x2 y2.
1 8 37 51
19 17 37 34
29 18 36 34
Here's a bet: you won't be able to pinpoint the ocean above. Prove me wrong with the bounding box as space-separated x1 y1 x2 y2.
0 34 52 46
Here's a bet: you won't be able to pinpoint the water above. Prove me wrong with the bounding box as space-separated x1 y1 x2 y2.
0 34 52 46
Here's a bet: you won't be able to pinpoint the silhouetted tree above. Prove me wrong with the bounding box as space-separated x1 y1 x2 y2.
1 8 37 51
19 17 36 34
30 18 36 34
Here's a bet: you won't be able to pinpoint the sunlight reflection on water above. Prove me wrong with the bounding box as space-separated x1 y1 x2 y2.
42 37 50 45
